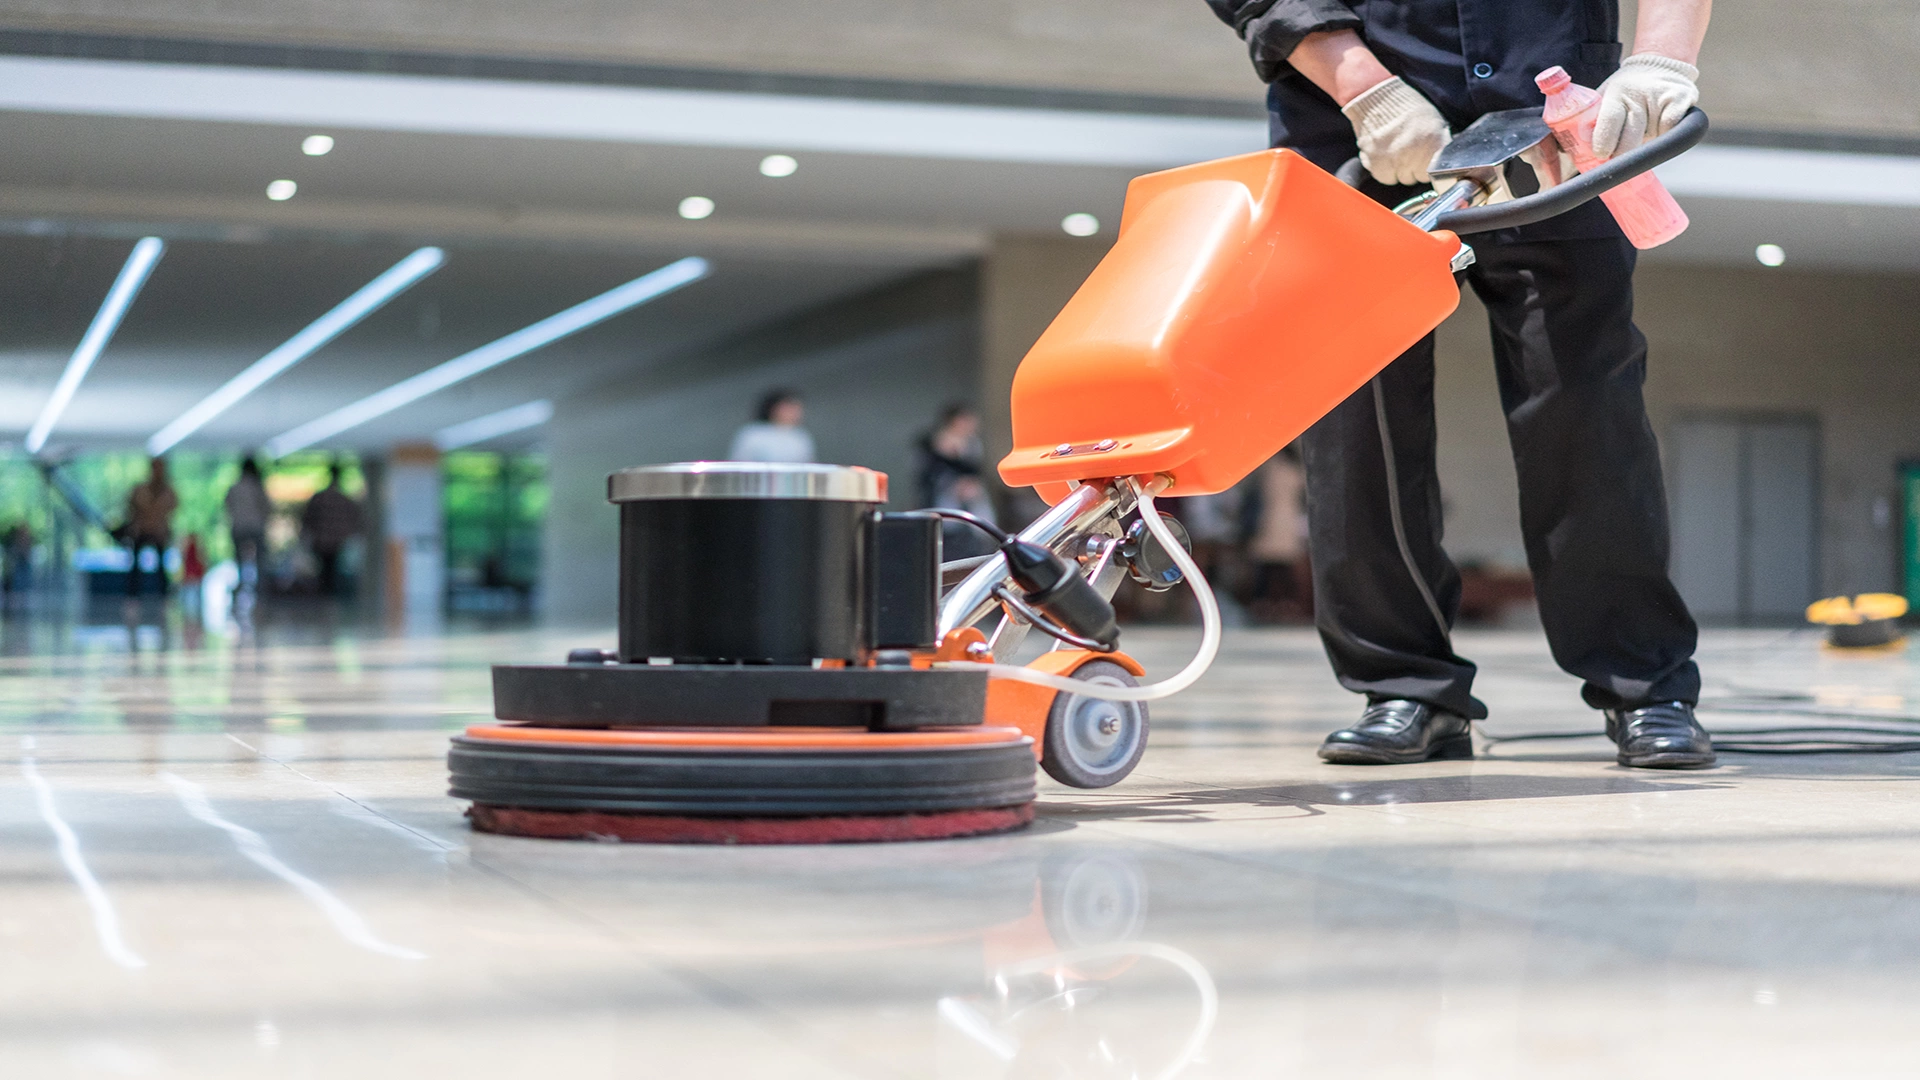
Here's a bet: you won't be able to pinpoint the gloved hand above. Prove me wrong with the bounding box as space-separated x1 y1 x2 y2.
1340 76 1450 186
1592 53 1699 158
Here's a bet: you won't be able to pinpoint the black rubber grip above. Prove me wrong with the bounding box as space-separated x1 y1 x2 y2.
1331 108 1709 235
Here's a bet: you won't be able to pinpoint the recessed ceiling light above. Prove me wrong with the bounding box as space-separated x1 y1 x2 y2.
266 179 298 201
1755 243 1786 267
759 154 798 178
1061 212 1100 237
302 134 334 156
679 196 715 220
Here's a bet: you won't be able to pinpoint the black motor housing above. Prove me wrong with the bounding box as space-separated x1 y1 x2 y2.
610 463 938 665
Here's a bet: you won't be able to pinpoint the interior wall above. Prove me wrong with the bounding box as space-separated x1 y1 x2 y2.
541 267 979 625
1433 260 1920 599
977 231 1110 517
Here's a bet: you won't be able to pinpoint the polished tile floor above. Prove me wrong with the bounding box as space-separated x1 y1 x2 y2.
5 610 1920 1077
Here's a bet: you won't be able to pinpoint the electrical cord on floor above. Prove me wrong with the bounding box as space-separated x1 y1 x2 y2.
1482 710 1920 755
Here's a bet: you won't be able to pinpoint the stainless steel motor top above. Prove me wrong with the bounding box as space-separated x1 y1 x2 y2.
607 461 887 503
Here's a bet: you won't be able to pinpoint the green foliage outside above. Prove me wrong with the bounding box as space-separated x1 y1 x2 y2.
443 452 546 589
0 447 539 595
0 448 364 566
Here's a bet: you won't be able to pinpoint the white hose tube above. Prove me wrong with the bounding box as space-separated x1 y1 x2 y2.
937 487 1222 702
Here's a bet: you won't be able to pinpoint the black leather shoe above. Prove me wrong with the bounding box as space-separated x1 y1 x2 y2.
1318 699 1472 765
1605 701 1716 769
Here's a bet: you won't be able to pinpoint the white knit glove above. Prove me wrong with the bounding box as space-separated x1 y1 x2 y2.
1340 76 1451 186
1592 53 1699 158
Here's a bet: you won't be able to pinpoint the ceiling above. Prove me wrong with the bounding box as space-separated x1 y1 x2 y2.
3 45 1918 457
0 231 920 453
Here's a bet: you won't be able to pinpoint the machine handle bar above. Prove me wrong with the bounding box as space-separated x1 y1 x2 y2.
1433 107 1708 234
1332 107 1708 233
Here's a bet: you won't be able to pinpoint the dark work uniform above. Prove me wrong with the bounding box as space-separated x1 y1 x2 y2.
1207 0 1700 718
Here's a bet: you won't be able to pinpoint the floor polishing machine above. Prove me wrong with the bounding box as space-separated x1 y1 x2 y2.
449 105 1708 843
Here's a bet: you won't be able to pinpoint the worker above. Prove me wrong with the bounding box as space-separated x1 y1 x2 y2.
1205 0 1715 768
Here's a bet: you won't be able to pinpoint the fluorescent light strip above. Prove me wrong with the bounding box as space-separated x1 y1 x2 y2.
434 399 553 451
146 247 445 456
25 236 164 454
265 256 708 456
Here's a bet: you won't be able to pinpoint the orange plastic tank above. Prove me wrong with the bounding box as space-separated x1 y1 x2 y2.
998 148 1464 499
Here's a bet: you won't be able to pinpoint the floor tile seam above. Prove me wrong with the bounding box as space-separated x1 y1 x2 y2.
1117 768 1533 840
1056 820 1920 970
1094 768 1920 864
1101 785 1920 853
216 734 467 857
1062 814 1682 936
1071 818 1920 905
1315 792 1920 853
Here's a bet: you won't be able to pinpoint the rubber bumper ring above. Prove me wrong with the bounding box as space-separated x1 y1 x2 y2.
449 725 1037 833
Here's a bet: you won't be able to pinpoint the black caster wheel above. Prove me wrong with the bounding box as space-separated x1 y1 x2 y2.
1040 659 1149 788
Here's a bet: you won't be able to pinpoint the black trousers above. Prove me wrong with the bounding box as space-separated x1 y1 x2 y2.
1298 235 1700 719
316 549 344 597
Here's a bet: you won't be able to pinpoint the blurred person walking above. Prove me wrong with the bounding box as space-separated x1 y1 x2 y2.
727 389 815 463
124 457 178 598
224 456 271 604
301 464 363 597
1 521 31 602
916 404 999 558
1244 446 1311 622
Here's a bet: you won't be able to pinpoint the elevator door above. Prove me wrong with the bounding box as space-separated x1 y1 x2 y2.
1668 415 1819 623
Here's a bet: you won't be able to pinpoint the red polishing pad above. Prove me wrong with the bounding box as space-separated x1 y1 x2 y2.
468 802 1035 844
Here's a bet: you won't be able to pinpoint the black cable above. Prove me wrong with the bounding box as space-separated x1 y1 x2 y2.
989 584 1117 654
924 507 1012 545
1482 725 1920 755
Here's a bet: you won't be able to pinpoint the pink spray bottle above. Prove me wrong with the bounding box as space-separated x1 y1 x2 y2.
1535 65 1689 249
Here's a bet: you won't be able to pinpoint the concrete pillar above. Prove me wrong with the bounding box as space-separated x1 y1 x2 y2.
382 443 443 627
977 232 1110 518
356 455 387 612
